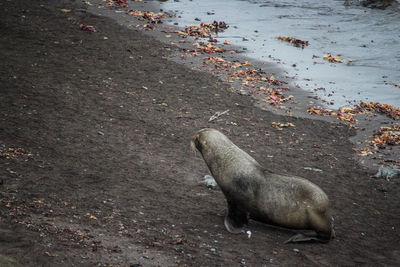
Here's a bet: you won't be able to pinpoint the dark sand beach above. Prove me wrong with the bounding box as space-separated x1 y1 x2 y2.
1 0 399 266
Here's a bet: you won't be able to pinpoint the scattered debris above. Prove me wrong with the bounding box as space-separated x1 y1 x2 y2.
307 106 357 123
176 24 212 39
176 21 228 39
202 175 219 190
209 110 229 122
374 165 400 181
358 102 400 120
352 148 375 156
127 10 167 24
212 20 229 33
303 167 323 172
106 0 129 8
337 112 358 123
323 54 343 63
339 106 362 114
193 42 225 54
371 124 400 148
207 56 225 63
271 122 295 130
79 24 98 32
276 36 309 48
246 230 252 239
307 107 336 116
172 237 185 245
45 251 59 257
0 147 29 159
267 90 293 105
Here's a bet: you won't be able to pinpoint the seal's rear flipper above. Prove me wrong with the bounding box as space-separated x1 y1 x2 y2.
284 230 330 244
284 233 319 244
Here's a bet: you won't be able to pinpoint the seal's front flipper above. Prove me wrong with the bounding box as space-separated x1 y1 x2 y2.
224 215 244 234
224 202 248 234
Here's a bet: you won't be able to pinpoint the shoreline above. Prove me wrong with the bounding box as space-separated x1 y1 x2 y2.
156 0 400 108
87 0 400 172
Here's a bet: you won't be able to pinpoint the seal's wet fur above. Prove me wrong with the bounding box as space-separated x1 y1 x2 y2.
191 128 334 243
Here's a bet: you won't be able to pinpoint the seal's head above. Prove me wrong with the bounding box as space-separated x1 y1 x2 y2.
191 128 230 155
190 131 203 154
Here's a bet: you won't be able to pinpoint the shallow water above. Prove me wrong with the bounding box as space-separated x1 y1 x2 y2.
160 0 400 108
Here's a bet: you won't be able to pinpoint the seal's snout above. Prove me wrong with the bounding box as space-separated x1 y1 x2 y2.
190 133 200 153
191 130 208 154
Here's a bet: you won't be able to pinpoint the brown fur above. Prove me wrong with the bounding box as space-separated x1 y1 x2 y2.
191 128 334 242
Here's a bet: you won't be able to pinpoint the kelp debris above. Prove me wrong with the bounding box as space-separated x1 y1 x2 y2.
212 20 229 33
358 101 400 120
352 148 375 156
106 0 129 8
276 36 309 48
0 147 30 159
308 102 400 122
176 21 229 39
127 10 167 24
267 89 293 105
372 124 400 148
207 56 225 63
323 54 344 63
79 24 98 32
306 107 358 123
193 42 225 54
271 122 295 130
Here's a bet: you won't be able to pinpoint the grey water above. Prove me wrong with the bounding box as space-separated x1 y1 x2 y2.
160 0 400 108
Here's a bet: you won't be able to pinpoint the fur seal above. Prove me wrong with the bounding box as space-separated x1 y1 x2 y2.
191 128 335 243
